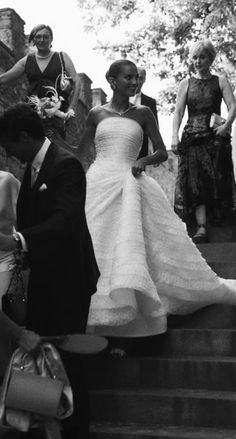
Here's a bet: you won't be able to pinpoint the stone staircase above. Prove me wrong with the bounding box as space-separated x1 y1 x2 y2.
86 220 236 438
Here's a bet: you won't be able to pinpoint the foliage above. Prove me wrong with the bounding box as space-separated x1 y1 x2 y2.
77 0 236 113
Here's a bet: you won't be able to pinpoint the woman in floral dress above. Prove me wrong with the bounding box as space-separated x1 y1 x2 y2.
171 39 236 243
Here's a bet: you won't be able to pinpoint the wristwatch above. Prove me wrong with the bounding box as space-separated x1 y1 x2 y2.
12 232 22 250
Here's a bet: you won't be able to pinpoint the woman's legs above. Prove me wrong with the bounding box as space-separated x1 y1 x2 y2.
195 204 206 226
193 204 207 243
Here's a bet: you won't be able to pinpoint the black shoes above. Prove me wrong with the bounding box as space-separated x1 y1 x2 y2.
192 224 208 244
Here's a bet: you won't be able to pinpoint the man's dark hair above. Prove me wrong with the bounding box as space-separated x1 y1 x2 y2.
0 103 45 141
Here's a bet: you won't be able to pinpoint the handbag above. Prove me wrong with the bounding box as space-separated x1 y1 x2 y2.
210 113 231 134
1 251 27 326
0 343 73 435
210 113 226 129
55 52 73 95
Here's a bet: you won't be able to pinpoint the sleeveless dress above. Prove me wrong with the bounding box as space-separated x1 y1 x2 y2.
25 52 69 140
174 75 236 224
86 117 236 337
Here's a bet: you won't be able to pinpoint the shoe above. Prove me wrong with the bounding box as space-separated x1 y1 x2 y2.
192 224 207 244
109 348 126 358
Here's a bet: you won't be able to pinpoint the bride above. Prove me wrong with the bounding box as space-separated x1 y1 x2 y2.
78 59 236 339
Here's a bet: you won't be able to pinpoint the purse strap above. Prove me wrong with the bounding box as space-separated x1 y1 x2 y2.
58 51 66 76
5 252 25 299
55 52 66 92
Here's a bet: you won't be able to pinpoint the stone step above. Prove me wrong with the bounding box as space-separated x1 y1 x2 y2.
158 329 236 357
168 304 236 329
89 387 236 429
197 242 236 277
208 221 236 243
86 355 236 391
102 329 236 357
90 423 236 439
197 241 236 263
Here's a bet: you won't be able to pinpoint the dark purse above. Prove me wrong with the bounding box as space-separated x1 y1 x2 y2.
2 252 27 326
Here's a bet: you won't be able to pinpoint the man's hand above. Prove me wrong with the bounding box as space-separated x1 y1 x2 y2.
18 329 41 353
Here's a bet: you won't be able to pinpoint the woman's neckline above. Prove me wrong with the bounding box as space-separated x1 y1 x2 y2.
192 73 213 80
105 103 134 116
36 51 54 60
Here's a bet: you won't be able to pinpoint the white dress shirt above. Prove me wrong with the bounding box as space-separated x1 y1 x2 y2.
129 92 141 106
31 137 51 186
17 137 51 250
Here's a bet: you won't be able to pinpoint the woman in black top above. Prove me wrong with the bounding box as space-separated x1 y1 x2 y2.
0 24 80 143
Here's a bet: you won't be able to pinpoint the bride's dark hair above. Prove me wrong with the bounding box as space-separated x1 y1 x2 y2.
105 59 137 82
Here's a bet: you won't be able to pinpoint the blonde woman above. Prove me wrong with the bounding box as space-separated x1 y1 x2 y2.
172 39 236 243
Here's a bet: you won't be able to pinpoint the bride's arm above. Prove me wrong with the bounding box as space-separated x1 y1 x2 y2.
132 108 168 177
143 108 168 165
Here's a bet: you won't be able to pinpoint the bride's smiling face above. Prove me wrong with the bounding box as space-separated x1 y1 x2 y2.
115 65 139 97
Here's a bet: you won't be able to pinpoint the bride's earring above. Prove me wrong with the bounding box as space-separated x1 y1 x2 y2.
110 81 116 91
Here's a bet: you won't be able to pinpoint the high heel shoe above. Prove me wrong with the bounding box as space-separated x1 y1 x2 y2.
192 224 208 244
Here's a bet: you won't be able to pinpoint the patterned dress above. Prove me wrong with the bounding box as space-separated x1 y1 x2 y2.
174 75 236 225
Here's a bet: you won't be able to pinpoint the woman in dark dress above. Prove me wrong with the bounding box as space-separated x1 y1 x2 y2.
0 24 80 144
171 39 236 243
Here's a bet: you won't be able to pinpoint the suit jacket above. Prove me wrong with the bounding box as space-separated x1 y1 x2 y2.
17 142 99 336
138 92 159 159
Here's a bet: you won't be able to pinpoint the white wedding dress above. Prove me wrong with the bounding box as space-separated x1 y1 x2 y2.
86 117 236 337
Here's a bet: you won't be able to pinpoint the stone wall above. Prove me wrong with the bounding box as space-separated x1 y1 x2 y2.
0 8 26 60
0 10 29 181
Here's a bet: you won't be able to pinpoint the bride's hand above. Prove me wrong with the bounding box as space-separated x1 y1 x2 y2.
132 159 146 178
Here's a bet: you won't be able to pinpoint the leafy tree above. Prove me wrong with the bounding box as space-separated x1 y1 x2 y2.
77 0 236 113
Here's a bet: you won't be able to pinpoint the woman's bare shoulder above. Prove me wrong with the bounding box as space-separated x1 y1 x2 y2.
178 77 189 90
87 105 109 127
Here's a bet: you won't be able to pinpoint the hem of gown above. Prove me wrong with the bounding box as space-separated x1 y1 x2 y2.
87 314 167 337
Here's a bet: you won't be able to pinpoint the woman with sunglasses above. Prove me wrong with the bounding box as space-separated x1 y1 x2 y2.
0 24 80 145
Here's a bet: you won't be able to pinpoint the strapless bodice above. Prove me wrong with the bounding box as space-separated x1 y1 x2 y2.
94 117 143 165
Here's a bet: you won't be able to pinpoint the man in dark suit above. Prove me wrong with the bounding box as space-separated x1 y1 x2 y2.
0 103 100 438
130 67 159 159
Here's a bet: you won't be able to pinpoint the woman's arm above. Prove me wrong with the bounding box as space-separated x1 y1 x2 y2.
218 76 236 136
142 107 168 165
0 57 27 85
131 107 168 177
63 52 81 114
171 78 188 153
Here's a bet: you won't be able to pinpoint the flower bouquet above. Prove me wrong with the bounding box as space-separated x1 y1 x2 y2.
27 86 75 121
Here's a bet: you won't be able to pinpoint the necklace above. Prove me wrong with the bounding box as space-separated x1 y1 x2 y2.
194 73 212 80
36 51 52 59
109 103 132 116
